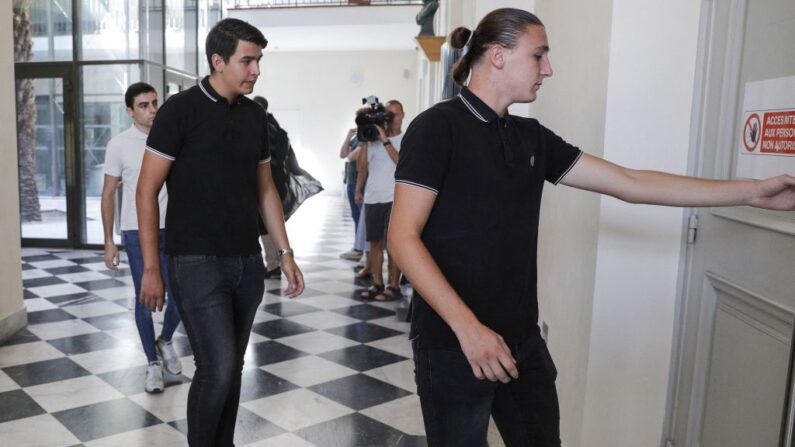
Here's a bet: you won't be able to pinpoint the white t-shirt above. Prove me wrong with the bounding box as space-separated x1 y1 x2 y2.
364 132 403 204
103 125 168 231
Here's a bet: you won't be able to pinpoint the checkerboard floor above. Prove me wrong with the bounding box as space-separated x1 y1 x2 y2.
1 194 428 447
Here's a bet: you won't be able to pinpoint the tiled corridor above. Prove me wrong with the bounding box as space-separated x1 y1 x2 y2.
0 194 429 446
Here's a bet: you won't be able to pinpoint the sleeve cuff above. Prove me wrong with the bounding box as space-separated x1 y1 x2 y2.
395 179 439 195
553 150 583 185
145 146 176 161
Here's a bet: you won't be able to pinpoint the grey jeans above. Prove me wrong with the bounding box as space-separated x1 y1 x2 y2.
168 253 265 447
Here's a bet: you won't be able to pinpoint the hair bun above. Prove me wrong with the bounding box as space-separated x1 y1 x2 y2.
449 27 472 50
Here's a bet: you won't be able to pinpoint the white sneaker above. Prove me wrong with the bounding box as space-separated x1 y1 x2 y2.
339 249 363 261
156 337 182 375
145 361 165 393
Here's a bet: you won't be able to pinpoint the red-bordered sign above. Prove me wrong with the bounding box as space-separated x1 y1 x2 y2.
743 113 761 152
742 110 795 155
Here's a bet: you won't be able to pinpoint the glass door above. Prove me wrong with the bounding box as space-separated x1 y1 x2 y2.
15 66 78 246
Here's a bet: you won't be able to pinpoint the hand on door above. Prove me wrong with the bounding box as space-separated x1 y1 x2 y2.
748 174 795 210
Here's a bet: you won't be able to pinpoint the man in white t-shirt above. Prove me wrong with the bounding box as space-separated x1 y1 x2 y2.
101 83 182 393
354 99 405 301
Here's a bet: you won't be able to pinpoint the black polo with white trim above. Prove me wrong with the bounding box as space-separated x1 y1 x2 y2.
395 87 583 350
146 76 271 256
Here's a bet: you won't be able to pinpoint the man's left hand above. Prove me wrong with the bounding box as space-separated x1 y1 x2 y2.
280 255 305 298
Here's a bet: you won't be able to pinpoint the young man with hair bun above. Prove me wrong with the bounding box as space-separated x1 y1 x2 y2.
391 8 795 446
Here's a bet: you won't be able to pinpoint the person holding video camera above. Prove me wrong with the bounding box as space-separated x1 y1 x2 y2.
355 98 405 301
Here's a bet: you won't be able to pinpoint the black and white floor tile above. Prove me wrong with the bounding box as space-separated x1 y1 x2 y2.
0 195 436 447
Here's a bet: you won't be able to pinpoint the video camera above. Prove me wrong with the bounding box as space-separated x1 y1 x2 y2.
355 95 394 142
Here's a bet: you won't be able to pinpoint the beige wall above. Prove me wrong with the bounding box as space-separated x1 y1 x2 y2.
530 1 612 445
0 5 26 341
581 1 702 445
252 50 418 194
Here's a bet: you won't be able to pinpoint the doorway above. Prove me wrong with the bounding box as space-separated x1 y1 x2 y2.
15 63 81 247
667 1 795 446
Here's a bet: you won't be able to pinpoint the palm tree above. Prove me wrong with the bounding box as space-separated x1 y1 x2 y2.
14 0 41 222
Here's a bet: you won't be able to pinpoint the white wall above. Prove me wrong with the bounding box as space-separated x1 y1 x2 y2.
252 50 418 194
530 1 612 445
0 5 26 341
580 1 702 446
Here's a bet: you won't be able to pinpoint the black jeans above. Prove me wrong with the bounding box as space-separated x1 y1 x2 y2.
169 254 265 447
413 336 561 447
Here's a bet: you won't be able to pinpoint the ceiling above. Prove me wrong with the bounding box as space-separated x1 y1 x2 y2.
227 5 425 52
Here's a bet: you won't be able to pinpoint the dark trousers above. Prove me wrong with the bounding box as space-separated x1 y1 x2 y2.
413 336 561 447
168 254 265 447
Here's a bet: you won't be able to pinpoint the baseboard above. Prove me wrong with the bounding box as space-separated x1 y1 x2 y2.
0 307 28 344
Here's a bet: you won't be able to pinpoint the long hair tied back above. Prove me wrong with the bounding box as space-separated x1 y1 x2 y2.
448 8 543 86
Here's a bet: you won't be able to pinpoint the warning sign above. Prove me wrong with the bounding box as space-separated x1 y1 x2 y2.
736 76 795 179
743 110 795 155
758 111 795 154
742 113 761 152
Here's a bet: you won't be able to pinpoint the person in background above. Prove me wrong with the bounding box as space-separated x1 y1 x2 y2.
339 126 365 262
355 100 405 301
253 95 323 279
101 82 182 394
340 120 372 277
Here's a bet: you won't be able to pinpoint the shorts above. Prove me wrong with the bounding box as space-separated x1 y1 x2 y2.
365 202 392 242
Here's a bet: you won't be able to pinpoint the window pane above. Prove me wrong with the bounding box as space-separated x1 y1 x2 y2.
166 0 198 73
79 0 139 60
17 77 68 239
142 0 165 64
198 0 221 77
25 0 74 62
146 63 165 99
81 64 142 244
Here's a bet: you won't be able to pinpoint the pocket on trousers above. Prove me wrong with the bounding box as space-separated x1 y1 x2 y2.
517 337 558 383
171 256 221 311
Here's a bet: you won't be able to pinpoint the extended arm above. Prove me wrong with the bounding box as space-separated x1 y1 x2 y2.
388 183 519 383
100 175 121 269
258 163 304 298
562 153 795 210
136 151 172 311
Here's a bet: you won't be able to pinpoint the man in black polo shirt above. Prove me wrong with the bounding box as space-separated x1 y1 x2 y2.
136 19 304 446
390 8 795 446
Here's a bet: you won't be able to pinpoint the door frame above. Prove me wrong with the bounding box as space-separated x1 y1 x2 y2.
14 62 83 248
662 0 795 445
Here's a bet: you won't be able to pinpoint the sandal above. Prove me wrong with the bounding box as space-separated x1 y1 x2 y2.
376 286 402 302
386 286 403 298
360 284 385 300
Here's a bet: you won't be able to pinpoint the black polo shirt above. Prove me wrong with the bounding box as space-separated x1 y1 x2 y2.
146 76 270 256
395 87 582 350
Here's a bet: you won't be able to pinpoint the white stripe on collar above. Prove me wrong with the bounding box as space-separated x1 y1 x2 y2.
198 81 218 102
457 94 487 122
